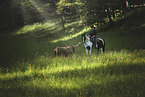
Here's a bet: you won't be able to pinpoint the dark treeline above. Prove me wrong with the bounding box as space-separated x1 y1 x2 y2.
57 0 145 29
0 0 23 32
0 0 145 32
0 0 58 32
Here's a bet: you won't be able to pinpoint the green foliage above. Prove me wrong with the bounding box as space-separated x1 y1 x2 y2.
56 0 145 26
1 0 145 32
56 0 68 14
56 0 83 14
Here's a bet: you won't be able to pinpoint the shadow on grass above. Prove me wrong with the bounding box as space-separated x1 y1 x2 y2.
1 63 145 97
83 72 145 97
0 19 84 67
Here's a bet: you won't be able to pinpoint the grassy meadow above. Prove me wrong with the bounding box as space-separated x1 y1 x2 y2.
0 8 145 97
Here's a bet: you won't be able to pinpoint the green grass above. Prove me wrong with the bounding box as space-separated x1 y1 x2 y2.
0 50 145 97
0 8 145 97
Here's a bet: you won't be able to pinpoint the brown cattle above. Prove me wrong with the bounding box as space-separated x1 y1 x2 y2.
54 42 81 57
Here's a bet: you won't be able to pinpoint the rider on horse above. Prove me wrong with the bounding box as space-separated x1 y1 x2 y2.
88 25 97 48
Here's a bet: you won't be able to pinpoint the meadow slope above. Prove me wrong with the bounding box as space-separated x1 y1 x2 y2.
0 8 145 97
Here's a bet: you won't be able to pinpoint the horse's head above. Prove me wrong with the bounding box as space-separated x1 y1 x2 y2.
81 34 91 43
81 34 86 43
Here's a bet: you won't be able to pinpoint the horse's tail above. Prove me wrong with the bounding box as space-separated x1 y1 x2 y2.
75 42 81 47
103 40 105 53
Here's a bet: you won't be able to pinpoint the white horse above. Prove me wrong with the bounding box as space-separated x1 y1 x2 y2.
82 34 105 55
81 34 93 55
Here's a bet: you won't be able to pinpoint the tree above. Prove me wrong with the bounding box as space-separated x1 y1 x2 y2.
56 0 82 29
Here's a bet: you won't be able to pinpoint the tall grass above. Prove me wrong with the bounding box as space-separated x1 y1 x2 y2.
0 50 145 97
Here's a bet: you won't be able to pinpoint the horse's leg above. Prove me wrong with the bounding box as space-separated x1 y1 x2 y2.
100 48 103 54
96 43 98 48
103 47 105 53
89 48 92 55
103 43 105 53
97 47 100 54
85 49 88 55
93 37 96 48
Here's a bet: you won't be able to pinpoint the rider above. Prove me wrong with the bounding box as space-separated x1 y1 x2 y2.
88 25 97 48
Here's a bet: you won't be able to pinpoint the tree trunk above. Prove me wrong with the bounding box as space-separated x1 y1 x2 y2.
107 8 112 23
60 14 65 30
112 9 116 19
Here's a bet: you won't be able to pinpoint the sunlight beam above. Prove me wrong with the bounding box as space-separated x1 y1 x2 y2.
29 0 49 20
51 27 91 43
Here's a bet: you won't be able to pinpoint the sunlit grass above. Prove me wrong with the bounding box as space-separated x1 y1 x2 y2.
50 20 89 43
14 21 58 35
65 20 83 28
1 50 145 96
141 23 145 27
51 27 90 43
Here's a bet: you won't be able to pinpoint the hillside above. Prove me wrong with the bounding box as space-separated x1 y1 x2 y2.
0 7 145 97
102 7 145 50
0 8 145 67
